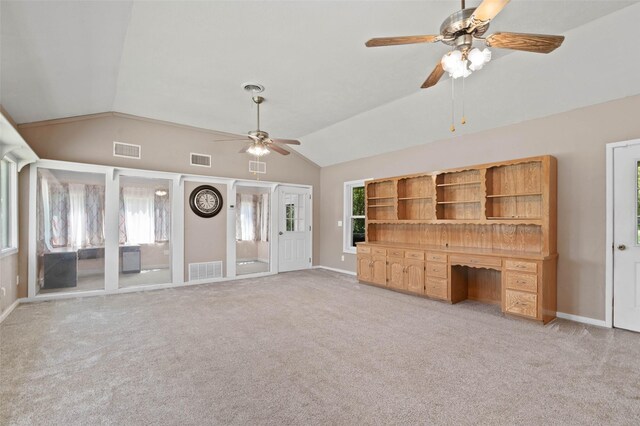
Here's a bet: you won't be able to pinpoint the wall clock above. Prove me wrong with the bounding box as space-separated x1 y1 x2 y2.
189 185 223 218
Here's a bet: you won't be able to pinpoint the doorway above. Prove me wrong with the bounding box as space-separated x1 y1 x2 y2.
611 140 640 332
235 185 271 276
278 186 311 272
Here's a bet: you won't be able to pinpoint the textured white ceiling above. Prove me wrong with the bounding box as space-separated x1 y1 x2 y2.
1 1 637 166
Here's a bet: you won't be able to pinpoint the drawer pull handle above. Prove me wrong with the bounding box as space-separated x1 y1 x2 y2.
516 280 526 284
516 264 527 268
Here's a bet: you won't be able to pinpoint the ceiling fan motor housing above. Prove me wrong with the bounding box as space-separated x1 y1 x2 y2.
440 8 489 47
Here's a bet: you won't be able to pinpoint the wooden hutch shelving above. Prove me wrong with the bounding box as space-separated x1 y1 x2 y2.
357 155 557 323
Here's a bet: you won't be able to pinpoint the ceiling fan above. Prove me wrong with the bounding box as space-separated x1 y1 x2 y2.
215 96 301 156
366 0 565 88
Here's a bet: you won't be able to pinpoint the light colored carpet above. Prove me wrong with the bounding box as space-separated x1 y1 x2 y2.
1 269 639 425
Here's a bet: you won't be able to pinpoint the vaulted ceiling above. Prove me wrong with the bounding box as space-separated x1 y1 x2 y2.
1 1 638 166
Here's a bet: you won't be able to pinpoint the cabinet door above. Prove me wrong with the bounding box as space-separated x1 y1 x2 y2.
405 259 425 295
371 256 387 286
387 257 405 290
357 255 372 283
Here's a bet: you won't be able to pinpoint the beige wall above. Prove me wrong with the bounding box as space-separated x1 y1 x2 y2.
16 113 321 296
320 95 640 321
184 181 227 280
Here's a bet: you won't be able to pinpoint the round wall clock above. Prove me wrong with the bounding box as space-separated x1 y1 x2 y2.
189 185 223 218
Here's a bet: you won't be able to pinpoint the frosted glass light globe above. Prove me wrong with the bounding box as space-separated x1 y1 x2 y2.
468 47 492 71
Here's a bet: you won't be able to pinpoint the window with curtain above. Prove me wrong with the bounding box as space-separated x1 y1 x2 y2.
37 173 105 250
236 193 269 242
119 186 171 245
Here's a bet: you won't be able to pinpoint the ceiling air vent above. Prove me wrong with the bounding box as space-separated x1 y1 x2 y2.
189 261 223 281
190 153 212 167
249 160 266 174
113 142 141 159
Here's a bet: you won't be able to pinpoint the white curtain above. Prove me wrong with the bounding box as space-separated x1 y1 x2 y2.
67 183 86 248
123 186 155 244
237 194 256 241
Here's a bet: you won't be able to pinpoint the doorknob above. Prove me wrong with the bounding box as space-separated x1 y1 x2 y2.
279 231 283 235
618 244 626 251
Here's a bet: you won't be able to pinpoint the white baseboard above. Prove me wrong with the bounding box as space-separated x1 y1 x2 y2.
556 311 608 327
313 265 357 276
0 299 21 324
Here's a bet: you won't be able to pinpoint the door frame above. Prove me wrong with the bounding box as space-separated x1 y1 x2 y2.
605 138 640 328
275 184 313 273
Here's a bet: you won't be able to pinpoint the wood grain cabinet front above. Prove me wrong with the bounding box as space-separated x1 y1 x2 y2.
404 259 425 295
357 254 372 283
387 257 405 290
425 276 448 300
505 289 537 318
505 271 537 293
371 256 387 286
426 262 448 279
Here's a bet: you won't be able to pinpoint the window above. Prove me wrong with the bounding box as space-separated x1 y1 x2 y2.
0 157 17 254
343 179 366 253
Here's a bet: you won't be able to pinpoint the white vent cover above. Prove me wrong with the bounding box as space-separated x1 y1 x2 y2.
249 160 266 174
190 153 212 167
113 142 141 159
189 261 223 281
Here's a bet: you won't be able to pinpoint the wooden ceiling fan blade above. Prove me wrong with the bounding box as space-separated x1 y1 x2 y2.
239 145 250 154
469 0 510 29
365 34 441 47
267 144 290 155
421 62 445 89
485 32 565 53
271 138 301 145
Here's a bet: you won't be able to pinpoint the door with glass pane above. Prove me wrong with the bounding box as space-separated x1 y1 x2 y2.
36 168 106 294
278 186 311 272
119 176 172 287
236 186 271 275
613 144 640 332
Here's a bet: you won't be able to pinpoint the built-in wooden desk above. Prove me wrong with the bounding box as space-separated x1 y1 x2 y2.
356 156 558 324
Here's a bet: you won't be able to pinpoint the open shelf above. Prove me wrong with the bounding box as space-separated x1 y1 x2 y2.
397 174 435 220
436 181 482 187
437 200 481 205
368 204 394 208
398 196 432 200
367 196 395 200
487 193 542 198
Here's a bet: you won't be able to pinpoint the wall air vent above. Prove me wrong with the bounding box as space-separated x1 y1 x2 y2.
189 261 223 281
190 153 212 167
249 160 266 174
113 141 141 159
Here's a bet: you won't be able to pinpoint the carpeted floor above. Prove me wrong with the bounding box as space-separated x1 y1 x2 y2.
1 269 639 425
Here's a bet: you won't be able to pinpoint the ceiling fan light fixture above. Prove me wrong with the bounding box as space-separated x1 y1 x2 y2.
441 50 470 79
468 47 492 71
247 142 270 157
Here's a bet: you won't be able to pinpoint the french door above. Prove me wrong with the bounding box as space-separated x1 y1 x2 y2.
613 143 640 332
278 186 311 272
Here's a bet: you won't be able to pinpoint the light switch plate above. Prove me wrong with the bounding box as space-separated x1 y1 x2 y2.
337 220 342 227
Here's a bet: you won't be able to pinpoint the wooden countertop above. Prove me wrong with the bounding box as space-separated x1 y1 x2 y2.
357 241 557 260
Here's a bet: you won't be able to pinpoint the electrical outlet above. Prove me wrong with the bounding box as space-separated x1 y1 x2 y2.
341 255 345 262
337 220 342 227
16 275 19 286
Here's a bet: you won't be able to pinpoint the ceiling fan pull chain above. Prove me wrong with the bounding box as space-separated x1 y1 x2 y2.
450 76 456 133
461 76 466 125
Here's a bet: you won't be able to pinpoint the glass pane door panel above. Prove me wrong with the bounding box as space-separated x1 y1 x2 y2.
119 176 172 287
36 169 106 294
236 187 270 275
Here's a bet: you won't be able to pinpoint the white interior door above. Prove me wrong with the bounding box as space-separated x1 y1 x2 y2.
278 186 311 272
613 143 640 332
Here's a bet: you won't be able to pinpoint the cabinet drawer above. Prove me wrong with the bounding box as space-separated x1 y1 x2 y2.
505 272 537 293
505 259 537 273
357 245 371 254
450 255 501 269
505 290 538 318
426 262 447 278
405 250 424 260
372 247 387 256
426 252 447 263
388 249 404 258
425 277 448 300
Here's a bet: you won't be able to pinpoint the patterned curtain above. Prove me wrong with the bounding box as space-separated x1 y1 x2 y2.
236 193 269 242
38 176 105 251
154 193 171 242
